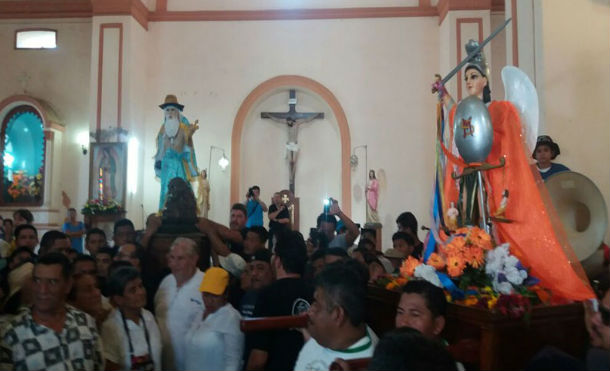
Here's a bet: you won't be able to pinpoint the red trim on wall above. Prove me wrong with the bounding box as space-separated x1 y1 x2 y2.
491 0 505 12
0 1 92 19
438 0 450 24
117 25 123 129
438 0 492 25
511 0 519 66
456 18 483 101
130 0 150 30
149 6 437 22
96 23 123 134
91 0 148 30
156 0 167 12
0 1 148 29
0 0 501 22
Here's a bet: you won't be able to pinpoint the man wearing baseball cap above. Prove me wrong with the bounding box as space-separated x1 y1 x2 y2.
239 250 274 368
240 249 274 318
184 267 244 371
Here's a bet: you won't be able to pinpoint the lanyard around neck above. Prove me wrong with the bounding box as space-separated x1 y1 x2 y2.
120 309 153 359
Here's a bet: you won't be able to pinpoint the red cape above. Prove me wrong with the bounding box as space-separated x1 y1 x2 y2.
444 101 594 301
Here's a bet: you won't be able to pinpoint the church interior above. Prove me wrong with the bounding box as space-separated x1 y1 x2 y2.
0 0 609 370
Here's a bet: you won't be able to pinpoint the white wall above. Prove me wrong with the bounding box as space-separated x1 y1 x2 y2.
242 89 341 233
6 2 605 249
139 17 439 248
539 0 610 240
0 19 92 224
167 0 422 11
490 11 507 100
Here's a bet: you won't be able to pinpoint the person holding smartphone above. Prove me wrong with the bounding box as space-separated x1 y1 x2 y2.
316 198 360 250
245 186 268 228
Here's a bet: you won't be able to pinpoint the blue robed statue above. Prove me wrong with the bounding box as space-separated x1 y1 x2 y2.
154 94 199 210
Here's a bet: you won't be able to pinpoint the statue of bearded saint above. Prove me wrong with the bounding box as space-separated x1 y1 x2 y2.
154 94 199 210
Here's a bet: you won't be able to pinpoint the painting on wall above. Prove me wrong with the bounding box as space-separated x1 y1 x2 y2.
1 106 46 206
89 142 127 207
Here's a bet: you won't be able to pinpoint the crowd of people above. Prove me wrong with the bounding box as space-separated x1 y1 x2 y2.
0 185 608 371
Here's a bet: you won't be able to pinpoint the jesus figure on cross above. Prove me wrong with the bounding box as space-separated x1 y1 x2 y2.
261 90 324 194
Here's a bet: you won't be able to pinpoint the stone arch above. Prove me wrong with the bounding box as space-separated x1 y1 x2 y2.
231 75 352 216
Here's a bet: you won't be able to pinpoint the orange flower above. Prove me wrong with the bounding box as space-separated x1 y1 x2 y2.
446 255 466 277
455 227 470 235
470 229 493 250
466 246 484 268
444 237 466 257
459 296 478 306
400 256 421 278
427 253 446 270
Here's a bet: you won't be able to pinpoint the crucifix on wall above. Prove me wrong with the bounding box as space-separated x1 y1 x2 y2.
261 89 324 195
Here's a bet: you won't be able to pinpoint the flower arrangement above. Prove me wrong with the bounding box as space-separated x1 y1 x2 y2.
5 170 43 201
376 226 554 318
81 198 124 215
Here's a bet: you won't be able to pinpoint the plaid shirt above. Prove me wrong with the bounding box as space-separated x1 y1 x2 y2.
0 306 104 371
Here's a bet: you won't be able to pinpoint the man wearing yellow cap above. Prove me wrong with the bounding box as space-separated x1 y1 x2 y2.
184 267 244 371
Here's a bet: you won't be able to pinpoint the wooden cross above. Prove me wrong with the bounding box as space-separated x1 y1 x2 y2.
281 194 290 204
261 89 324 194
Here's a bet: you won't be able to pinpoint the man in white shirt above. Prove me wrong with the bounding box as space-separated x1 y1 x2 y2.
154 237 205 371
294 260 378 371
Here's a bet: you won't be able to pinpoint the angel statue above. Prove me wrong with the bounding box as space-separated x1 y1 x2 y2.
431 38 593 301
154 94 199 210
365 169 380 224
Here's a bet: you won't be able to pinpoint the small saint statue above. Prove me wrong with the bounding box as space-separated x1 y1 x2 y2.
197 169 210 218
366 169 380 224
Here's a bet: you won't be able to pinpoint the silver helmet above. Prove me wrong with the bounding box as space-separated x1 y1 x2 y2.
465 39 490 77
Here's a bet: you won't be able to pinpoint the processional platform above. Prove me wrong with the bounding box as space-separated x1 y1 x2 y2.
365 286 587 371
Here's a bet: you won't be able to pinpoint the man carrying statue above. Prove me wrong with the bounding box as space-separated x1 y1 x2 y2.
154 94 200 210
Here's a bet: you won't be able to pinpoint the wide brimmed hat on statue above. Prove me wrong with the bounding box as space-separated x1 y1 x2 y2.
532 135 561 159
159 94 184 111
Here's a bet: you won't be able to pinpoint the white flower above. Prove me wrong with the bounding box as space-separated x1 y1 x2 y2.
414 264 442 288
485 244 509 275
505 266 528 285
504 255 520 270
494 280 514 295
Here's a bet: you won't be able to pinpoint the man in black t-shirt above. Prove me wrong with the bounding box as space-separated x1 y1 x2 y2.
246 231 312 371
240 249 274 367
267 192 290 250
240 249 273 318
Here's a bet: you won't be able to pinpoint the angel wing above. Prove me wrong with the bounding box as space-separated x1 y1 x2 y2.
502 66 539 156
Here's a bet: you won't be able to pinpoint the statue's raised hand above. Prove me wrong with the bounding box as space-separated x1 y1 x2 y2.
190 119 200 133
